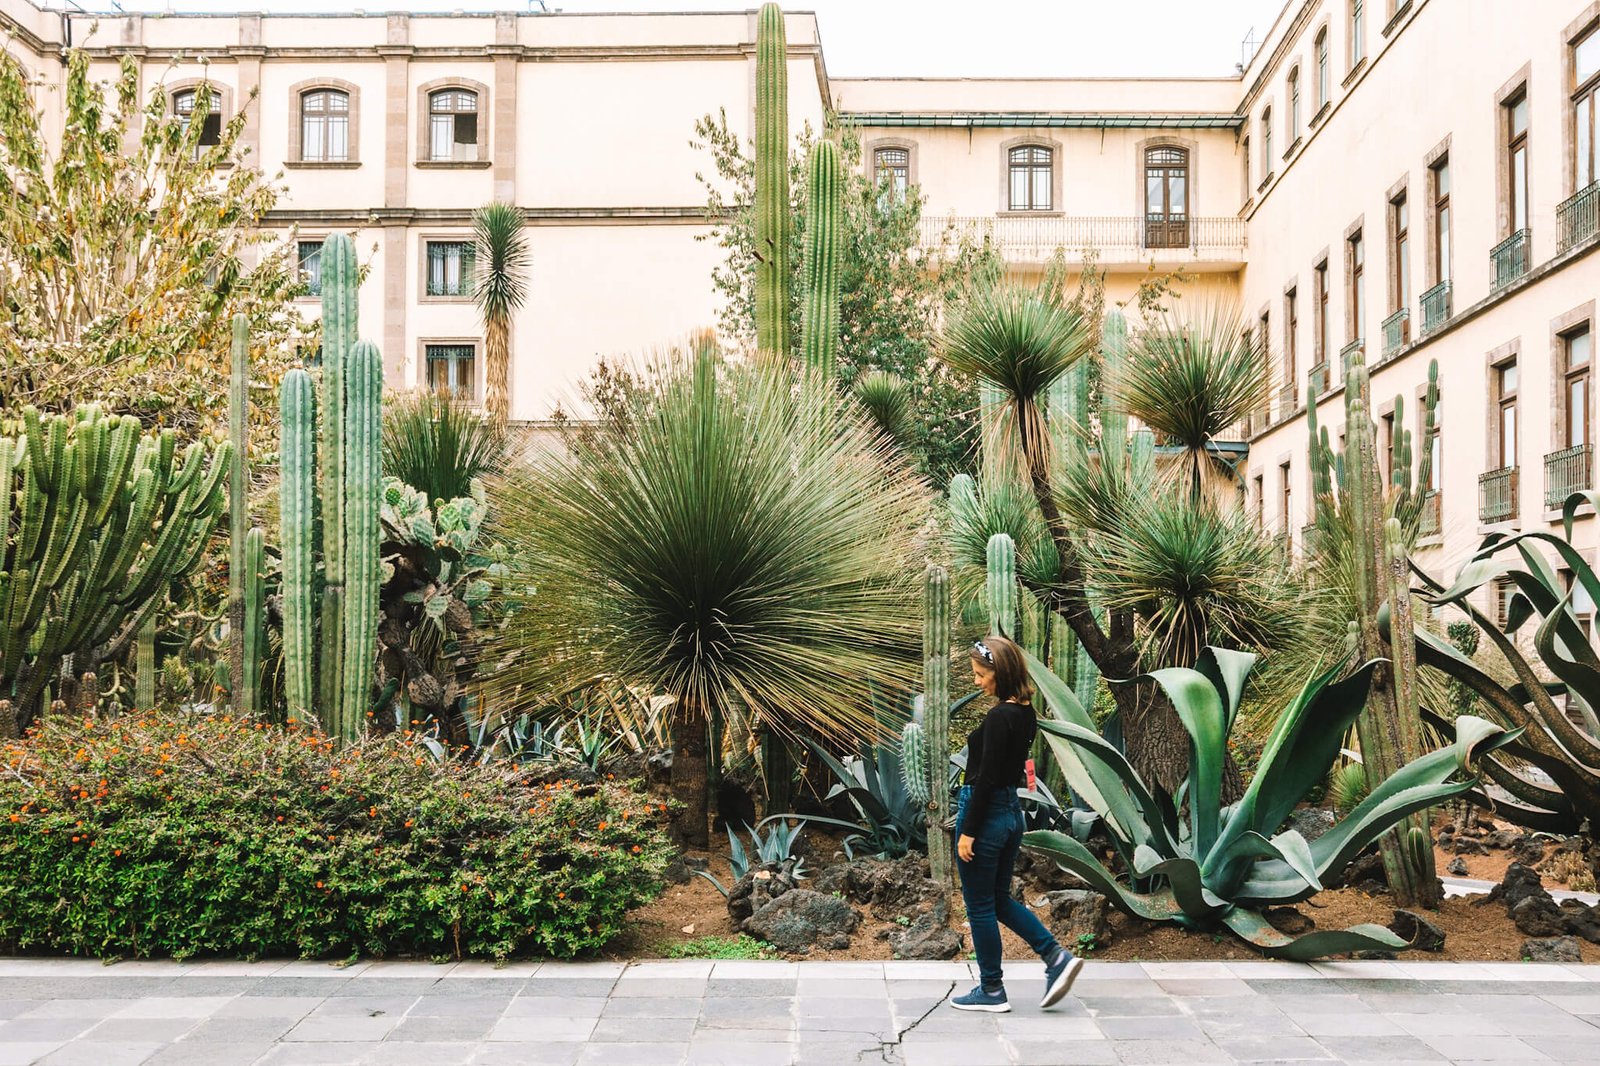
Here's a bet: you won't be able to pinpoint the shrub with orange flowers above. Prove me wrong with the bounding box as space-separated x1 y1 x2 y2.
0 714 671 960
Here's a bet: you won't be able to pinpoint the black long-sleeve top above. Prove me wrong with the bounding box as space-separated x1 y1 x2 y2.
961 700 1036 837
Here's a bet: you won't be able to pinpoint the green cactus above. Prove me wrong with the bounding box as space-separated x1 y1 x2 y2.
339 340 383 738
228 313 250 713
900 719 929 804
923 563 953 885
985 533 1017 639
239 526 265 718
1100 310 1129 450
280 369 316 726
801 137 843 375
754 2 790 358
134 613 156 712
0 407 231 732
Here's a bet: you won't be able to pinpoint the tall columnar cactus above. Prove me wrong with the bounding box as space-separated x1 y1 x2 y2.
134 614 157 712
239 526 265 718
900 719 929 804
0 407 231 732
228 313 250 712
754 2 790 358
1304 349 1440 907
923 564 954 885
271 233 383 740
986 532 1017 639
280 369 316 725
1100 310 1129 451
801 138 843 375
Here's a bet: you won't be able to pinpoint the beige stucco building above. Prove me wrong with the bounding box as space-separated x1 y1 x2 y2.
3 0 1599 616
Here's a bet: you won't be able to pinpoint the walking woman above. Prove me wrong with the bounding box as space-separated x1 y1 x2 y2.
951 635 1083 1013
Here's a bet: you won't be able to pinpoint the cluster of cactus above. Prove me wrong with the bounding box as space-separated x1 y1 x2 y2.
1304 350 1441 907
921 564 953 882
0 406 231 732
277 232 383 738
753 2 790 359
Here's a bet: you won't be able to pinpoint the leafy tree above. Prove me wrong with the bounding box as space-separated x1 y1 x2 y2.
693 111 991 482
0 51 306 434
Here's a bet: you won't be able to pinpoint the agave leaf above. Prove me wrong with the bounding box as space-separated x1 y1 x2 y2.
1132 849 1229 918
1137 665 1227 860
1195 646 1257 738
1022 830 1191 922
1035 716 1173 855
1221 908 1407 961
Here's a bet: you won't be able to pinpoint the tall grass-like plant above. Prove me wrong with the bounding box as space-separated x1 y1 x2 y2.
488 351 927 845
472 202 530 429
383 390 507 506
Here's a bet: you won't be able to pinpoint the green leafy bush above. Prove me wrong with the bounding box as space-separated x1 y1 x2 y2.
0 714 671 960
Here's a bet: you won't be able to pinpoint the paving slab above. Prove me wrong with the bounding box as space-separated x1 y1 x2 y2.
0 957 1592 1064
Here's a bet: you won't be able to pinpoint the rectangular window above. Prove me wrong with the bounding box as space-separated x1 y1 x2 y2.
1431 156 1452 283
1566 326 1593 449
425 344 476 401
1261 110 1274 179
1315 260 1330 365
1497 359 1519 468
1253 474 1265 528
1427 395 1442 492
1241 135 1251 201
1351 0 1366 66
1007 146 1053 212
1349 230 1366 344
874 147 910 205
1391 192 1410 313
425 241 476 298
1381 411 1396 482
1316 31 1330 108
1493 577 1516 628
1507 90 1530 234
297 241 323 297
1280 461 1294 541
1285 287 1299 403
1289 69 1302 140
1576 23 1600 190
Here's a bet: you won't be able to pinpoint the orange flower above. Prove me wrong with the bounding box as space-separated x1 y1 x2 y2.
557 891 565 899
316 880 324 889
597 822 608 831
368 807 377 818
113 849 122 857
404 819 413 828
631 845 641 854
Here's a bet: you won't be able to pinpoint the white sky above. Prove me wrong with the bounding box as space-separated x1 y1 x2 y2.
54 1 1290 78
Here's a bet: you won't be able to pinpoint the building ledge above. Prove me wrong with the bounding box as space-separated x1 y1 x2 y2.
284 160 362 170
415 159 493 170
1310 102 1331 128
1383 1 1415 38
1257 173 1275 194
1342 57 1368 90
1284 137 1302 160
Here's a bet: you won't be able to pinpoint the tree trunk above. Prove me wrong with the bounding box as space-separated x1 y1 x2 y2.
485 318 510 428
670 697 710 846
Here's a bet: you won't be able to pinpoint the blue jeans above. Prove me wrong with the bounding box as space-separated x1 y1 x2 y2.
955 784 1065 990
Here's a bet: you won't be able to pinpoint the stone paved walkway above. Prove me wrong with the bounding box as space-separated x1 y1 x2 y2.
0 958 1595 1066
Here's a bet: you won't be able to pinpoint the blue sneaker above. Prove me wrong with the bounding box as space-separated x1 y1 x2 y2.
1040 951 1084 1009
950 984 1010 1013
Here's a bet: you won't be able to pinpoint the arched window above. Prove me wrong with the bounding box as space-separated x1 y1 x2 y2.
1315 29 1330 109
429 89 479 162
173 87 221 150
301 89 350 163
1007 145 1053 211
874 146 910 204
1287 66 1302 142
1144 146 1189 248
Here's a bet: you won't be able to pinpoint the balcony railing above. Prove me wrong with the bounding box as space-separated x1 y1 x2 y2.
1308 360 1330 396
1544 443 1593 509
1339 339 1364 377
1278 383 1298 418
1418 491 1442 538
1381 308 1410 358
1558 181 1600 254
917 214 1248 262
1478 466 1518 523
1491 229 1531 290
1420 279 1452 334
1301 523 1319 555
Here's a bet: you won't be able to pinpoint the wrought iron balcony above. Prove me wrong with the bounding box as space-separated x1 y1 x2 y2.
1308 360 1330 396
1558 181 1600 254
1418 490 1442 538
1544 443 1593 509
917 214 1247 263
1478 466 1518 524
1381 308 1410 358
1278 383 1298 418
1339 340 1364 377
1491 228 1531 291
1420 279 1452 334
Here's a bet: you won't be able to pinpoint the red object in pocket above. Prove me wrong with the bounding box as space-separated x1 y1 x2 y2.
1025 757 1037 791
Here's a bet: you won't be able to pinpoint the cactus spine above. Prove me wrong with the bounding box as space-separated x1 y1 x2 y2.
900 719 929 804
280 369 316 725
134 614 156 712
801 137 843 375
985 533 1017 639
754 2 790 358
923 564 954 885
228 313 250 713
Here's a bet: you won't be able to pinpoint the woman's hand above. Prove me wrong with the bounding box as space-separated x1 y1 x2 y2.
958 834 975 862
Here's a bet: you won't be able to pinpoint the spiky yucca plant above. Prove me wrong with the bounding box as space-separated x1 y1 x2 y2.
471 202 530 428
1110 303 1271 503
853 369 911 442
383 389 507 506
488 352 927 845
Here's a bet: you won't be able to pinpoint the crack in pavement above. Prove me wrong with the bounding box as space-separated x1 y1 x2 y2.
854 980 956 1064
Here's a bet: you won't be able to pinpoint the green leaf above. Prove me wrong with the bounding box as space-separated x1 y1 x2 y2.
1221 907 1408 961
1137 665 1226 860
1021 830 1190 922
